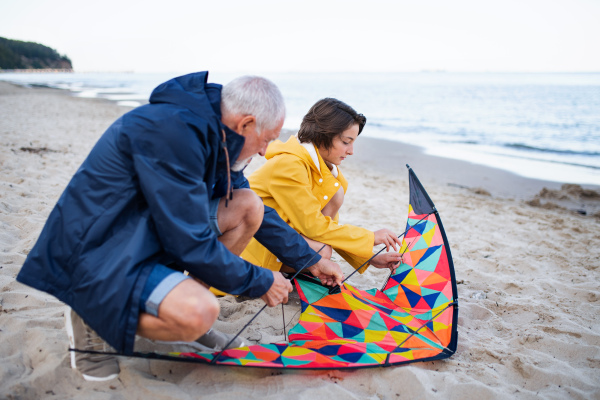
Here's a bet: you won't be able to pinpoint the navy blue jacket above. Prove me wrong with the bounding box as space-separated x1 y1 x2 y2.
17 72 320 354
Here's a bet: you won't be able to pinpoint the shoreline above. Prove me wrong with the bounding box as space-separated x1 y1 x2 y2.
6 78 584 201
278 129 600 217
1 81 599 399
352 136 597 199
3 72 600 188
280 129 598 199
0 68 74 73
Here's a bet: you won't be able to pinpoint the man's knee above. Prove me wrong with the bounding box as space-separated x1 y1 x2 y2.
235 189 264 228
160 282 221 342
177 294 220 342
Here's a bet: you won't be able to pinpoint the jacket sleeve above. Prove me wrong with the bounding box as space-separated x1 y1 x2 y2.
255 206 322 271
268 157 375 261
233 170 323 271
128 116 273 298
334 249 370 273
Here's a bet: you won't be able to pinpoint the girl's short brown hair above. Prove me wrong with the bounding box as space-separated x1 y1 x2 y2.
297 98 366 150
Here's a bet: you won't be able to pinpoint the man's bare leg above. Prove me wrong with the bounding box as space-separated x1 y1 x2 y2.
137 188 264 342
137 279 219 342
215 188 264 255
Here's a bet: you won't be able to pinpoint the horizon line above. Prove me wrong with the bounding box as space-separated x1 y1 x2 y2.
58 69 600 75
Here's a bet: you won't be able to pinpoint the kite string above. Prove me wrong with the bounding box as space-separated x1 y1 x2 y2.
210 244 327 365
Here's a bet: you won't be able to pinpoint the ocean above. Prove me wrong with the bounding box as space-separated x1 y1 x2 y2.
2 71 599 185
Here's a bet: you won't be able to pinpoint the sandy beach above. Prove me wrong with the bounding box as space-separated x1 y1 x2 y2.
1 81 599 399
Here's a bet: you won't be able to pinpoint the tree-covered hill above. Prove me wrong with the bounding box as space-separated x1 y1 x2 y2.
0 37 73 70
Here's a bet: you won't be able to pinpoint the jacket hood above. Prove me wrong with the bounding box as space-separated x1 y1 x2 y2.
266 135 339 177
149 71 246 186
266 135 315 167
149 71 222 120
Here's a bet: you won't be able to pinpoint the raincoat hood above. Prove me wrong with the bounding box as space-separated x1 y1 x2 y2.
266 135 339 178
150 72 222 120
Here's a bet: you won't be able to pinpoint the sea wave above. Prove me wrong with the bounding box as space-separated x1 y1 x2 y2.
504 143 600 157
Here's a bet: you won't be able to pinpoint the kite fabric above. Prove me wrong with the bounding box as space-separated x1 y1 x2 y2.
148 165 458 369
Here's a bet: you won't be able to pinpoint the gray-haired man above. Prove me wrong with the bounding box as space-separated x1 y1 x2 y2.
17 72 344 381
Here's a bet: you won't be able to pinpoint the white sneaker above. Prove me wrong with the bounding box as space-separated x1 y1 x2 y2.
65 308 120 382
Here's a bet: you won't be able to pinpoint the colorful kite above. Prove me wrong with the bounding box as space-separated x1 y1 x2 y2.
149 165 459 369
71 166 457 368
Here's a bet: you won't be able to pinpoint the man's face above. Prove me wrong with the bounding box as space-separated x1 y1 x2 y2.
238 118 284 161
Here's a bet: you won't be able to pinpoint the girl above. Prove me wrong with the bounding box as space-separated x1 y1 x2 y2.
241 98 402 277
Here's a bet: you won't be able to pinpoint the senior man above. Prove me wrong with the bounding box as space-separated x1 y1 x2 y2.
17 72 343 381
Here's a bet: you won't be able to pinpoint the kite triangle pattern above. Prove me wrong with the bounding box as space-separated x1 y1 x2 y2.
154 166 459 369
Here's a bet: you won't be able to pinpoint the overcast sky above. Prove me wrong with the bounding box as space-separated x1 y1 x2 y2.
1 0 599 74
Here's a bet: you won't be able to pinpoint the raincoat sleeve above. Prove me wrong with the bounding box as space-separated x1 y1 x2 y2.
267 157 375 262
129 119 273 298
332 249 370 273
232 171 323 271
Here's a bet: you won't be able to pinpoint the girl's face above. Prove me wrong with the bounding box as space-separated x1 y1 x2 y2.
318 123 360 168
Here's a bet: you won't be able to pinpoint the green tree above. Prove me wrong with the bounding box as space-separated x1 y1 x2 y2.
0 37 73 70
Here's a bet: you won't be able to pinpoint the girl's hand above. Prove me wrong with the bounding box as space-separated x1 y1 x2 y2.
374 229 402 252
370 252 403 274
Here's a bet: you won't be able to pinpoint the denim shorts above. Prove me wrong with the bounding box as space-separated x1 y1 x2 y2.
139 197 222 317
208 196 222 236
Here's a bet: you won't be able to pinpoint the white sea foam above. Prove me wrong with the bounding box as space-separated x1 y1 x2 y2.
424 143 600 185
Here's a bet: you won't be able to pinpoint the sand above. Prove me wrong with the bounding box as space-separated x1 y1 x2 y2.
1 81 599 399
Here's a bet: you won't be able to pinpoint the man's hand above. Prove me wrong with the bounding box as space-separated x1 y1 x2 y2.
260 271 293 307
306 258 344 287
374 229 403 252
370 252 403 274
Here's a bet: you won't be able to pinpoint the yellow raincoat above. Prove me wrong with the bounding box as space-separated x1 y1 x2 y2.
241 136 375 273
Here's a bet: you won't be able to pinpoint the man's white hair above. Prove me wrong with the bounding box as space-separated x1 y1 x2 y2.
221 75 286 133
